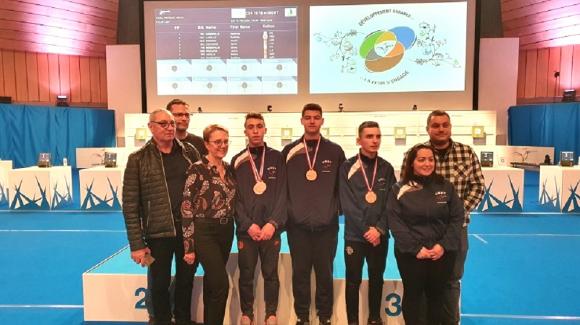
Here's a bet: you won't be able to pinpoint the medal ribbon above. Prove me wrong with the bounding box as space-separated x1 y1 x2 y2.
247 145 265 184
303 136 321 172
358 153 378 193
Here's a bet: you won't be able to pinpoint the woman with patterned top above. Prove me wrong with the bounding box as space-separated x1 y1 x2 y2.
387 144 464 325
182 124 236 325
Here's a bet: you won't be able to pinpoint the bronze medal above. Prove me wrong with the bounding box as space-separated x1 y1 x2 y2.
303 137 321 182
306 169 318 181
365 191 377 204
358 153 379 204
247 145 267 194
253 181 267 195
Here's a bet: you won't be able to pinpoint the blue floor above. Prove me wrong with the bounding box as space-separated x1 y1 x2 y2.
0 170 579 324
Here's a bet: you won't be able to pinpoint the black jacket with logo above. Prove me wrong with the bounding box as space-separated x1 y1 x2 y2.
282 136 345 230
387 177 464 254
231 145 287 237
339 153 396 242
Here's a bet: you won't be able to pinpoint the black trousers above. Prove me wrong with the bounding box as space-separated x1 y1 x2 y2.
237 235 281 319
395 250 457 325
442 226 468 324
287 225 338 320
146 260 202 321
344 239 388 323
147 228 197 323
194 219 234 325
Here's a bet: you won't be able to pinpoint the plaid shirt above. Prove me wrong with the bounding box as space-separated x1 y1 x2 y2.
401 139 485 223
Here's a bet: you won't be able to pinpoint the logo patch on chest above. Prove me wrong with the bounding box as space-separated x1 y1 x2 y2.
434 191 448 204
266 166 277 179
321 159 333 173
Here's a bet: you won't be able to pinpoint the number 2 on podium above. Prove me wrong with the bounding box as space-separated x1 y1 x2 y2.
135 287 147 309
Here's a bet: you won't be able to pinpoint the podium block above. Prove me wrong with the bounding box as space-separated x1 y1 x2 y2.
478 167 524 212
79 166 124 210
539 165 580 213
8 166 72 210
84 243 406 324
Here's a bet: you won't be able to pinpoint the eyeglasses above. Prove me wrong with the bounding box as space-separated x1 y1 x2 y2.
150 120 176 129
172 113 190 118
209 139 229 146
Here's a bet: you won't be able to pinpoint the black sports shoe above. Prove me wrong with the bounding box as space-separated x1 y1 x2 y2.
319 318 331 325
296 318 310 325
367 319 384 325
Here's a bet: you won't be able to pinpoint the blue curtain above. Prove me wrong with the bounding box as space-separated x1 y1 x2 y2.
0 104 116 168
508 103 580 162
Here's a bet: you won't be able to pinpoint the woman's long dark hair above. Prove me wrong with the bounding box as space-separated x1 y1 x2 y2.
401 144 444 184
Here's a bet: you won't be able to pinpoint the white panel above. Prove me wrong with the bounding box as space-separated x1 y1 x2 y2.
125 110 497 165
0 160 13 206
76 147 133 169
7 166 72 210
79 167 124 210
476 145 554 166
478 38 519 145
539 165 580 213
479 167 524 212
107 45 143 146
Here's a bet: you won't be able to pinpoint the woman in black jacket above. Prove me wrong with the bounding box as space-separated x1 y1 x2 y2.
387 144 464 325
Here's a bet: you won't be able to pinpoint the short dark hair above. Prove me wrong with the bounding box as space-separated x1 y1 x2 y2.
401 144 443 184
302 103 322 116
426 110 450 127
358 121 380 137
166 99 188 111
203 124 228 142
244 112 264 127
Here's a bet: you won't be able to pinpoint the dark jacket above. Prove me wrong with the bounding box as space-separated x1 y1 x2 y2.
231 145 287 237
387 177 464 255
122 139 199 251
282 136 345 230
339 153 396 242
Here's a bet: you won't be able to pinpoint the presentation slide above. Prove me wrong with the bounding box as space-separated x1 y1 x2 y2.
310 2 467 94
155 6 298 95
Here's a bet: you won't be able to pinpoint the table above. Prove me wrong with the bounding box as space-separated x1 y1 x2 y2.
79 166 124 210
8 166 72 210
76 147 133 168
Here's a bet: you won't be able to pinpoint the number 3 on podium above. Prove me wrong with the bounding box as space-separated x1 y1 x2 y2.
385 292 402 316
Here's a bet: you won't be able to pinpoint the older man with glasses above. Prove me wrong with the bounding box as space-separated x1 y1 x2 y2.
123 109 201 325
145 100 208 323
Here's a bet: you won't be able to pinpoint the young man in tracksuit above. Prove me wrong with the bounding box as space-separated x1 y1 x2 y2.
282 103 346 325
339 121 396 325
232 113 287 325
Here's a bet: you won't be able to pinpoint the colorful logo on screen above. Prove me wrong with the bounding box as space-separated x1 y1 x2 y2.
359 27 416 72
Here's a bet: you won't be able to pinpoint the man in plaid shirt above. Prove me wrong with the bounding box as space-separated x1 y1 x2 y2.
401 109 485 324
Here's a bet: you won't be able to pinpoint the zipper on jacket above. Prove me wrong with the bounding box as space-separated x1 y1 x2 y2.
146 200 151 234
157 147 177 237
